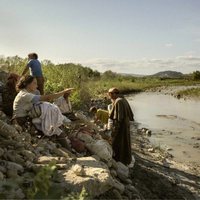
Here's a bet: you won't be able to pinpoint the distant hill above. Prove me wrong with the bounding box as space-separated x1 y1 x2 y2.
152 70 183 78
119 70 184 78
119 73 145 77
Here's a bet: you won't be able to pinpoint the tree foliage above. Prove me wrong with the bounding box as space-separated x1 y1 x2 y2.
0 55 100 109
192 70 200 80
2 55 199 109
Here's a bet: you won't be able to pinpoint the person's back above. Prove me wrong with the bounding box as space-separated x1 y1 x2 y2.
27 59 43 77
96 109 109 124
22 53 44 95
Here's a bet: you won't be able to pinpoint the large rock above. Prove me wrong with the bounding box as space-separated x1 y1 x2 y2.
0 148 4 157
6 161 24 173
36 156 73 164
77 132 95 143
111 159 130 181
60 156 115 197
86 140 113 162
20 150 36 162
0 120 18 138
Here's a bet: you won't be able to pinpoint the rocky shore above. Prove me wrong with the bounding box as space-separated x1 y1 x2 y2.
130 123 200 200
0 70 199 199
147 85 200 99
0 109 143 199
0 108 199 199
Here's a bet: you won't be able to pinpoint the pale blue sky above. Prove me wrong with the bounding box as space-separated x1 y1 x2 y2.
1 0 200 74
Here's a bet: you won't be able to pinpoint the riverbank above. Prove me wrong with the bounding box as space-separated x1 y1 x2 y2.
0 107 199 199
147 85 200 99
130 122 200 199
128 90 200 165
89 91 200 199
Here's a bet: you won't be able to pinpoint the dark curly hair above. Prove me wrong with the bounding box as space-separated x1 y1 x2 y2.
16 75 35 91
28 53 38 59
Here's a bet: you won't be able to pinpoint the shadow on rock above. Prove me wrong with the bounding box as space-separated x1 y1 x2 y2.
130 153 199 200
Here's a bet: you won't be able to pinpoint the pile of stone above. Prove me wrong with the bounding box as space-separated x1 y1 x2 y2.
0 70 142 199
0 109 142 199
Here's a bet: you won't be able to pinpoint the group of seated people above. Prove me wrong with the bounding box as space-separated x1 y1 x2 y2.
2 74 134 166
2 74 76 149
2 74 114 149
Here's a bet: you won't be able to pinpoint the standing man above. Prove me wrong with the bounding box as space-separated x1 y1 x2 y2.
108 87 134 166
22 53 44 94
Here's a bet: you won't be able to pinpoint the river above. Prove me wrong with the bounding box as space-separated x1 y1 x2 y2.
127 92 200 165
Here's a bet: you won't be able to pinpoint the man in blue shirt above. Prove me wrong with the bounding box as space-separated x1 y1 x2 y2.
22 53 44 94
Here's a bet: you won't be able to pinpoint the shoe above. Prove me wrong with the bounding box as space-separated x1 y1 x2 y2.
127 163 134 168
127 155 135 168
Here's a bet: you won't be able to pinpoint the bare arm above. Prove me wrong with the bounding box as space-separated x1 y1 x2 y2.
40 88 74 102
21 66 29 76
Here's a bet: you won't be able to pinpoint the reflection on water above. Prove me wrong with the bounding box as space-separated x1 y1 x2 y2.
127 92 200 164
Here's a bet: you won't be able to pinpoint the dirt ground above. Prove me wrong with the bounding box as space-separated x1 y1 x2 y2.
130 125 200 200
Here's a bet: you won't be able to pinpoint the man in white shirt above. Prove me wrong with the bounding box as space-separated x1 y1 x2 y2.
54 91 79 121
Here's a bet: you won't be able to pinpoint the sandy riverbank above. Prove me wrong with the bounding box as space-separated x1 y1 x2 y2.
148 85 200 99
130 122 200 199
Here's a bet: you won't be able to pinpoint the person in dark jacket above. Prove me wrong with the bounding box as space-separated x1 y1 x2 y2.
108 87 134 165
2 73 20 116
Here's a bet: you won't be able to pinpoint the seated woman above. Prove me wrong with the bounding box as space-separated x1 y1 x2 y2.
13 75 74 149
2 73 20 116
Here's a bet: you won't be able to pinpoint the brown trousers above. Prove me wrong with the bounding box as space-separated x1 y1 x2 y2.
36 76 45 95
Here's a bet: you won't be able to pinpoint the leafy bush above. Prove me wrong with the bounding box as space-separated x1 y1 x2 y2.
1 55 200 108
63 187 89 200
26 162 57 199
192 71 200 80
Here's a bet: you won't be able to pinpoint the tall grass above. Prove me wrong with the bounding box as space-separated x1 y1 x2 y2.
176 88 200 98
1 55 200 108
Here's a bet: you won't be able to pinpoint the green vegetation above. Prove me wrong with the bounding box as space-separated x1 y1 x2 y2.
25 162 89 199
63 187 89 200
192 70 200 80
0 55 200 109
177 88 200 98
27 161 57 199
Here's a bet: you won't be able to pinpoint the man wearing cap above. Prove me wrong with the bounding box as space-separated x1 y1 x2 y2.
108 87 134 166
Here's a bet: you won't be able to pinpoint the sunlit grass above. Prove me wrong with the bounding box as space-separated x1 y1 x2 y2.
177 88 200 98
1 55 200 109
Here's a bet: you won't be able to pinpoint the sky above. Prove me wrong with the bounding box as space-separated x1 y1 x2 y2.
1 0 200 75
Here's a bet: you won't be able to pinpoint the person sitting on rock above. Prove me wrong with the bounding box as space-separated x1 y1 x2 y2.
2 73 20 117
54 91 78 121
12 75 74 150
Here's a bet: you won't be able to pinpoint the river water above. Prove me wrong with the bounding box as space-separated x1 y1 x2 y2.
127 92 200 164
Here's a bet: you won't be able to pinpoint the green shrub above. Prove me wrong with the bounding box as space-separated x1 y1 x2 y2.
192 71 200 80
26 162 57 199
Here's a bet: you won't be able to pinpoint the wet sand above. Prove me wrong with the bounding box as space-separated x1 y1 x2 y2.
130 122 200 199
